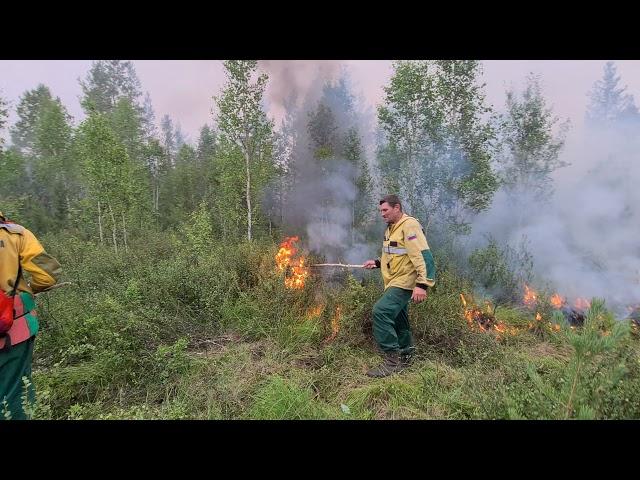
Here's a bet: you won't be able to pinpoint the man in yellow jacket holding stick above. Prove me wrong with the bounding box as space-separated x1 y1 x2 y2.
362 195 436 378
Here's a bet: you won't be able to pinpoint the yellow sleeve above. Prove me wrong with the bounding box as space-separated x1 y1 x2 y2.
19 228 61 293
403 220 435 287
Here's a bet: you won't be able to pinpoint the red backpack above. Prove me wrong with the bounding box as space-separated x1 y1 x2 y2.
0 262 22 336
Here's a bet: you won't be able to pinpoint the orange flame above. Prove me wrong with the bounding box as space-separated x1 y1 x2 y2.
276 236 309 289
459 293 514 335
460 293 468 308
523 284 538 308
331 306 341 337
306 304 324 318
550 293 565 309
276 236 298 271
460 294 482 329
285 258 309 289
459 293 564 337
324 306 342 342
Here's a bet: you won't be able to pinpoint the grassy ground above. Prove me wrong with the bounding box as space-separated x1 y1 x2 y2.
18 230 640 420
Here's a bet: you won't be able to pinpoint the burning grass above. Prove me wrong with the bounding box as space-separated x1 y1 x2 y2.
32 233 640 420
275 236 309 289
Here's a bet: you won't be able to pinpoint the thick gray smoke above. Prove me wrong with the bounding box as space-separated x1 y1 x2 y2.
259 61 342 127
466 124 640 316
259 61 380 265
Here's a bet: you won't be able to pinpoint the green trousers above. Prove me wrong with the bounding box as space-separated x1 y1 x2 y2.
372 287 415 353
0 337 35 420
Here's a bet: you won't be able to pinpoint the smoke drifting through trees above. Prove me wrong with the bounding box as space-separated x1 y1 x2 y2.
2 60 639 314
259 61 378 264
467 64 640 314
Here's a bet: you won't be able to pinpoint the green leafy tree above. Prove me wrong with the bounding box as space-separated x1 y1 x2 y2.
344 128 374 240
31 97 77 223
166 143 201 221
214 60 275 241
308 102 340 161
586 61 639 127
143 137 167 218
194 125 219 214
434 61 497 219
141 92 158 140
8 86 79 228
495 74 569 202
109 97 155 229
377 60 497 233
80 60 143 115
0 94 30 218
110 97 144 162
377 61 441 220
1 93 9 151
10 84 53 155
76 112 137 252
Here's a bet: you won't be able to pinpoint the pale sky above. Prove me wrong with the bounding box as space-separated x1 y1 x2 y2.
2 60 640 144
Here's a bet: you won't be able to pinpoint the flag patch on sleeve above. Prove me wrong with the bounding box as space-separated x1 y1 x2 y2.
407 233 417 241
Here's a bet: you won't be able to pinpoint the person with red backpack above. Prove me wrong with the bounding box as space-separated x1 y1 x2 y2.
0 211 61 420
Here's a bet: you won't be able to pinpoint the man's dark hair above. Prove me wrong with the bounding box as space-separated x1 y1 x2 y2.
379 194 402 211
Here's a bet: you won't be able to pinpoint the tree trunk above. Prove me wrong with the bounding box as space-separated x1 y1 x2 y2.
65 190 71 221
98 200 104 244
352 187 356 246
154 180 160 214
122 212 128 254
245 150 252 241
108 203 118 254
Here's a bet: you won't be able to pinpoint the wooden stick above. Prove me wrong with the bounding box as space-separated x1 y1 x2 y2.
309 263 366 268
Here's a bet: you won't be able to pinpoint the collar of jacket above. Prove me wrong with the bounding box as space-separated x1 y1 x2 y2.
387 214 411 235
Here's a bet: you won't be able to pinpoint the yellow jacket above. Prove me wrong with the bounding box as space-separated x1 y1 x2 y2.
380 214 436 291
1 221 61 294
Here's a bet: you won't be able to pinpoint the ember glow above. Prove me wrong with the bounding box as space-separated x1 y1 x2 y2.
461 292 563 337
460 294 505 334
523 284 538 308
306 304 325 318
324 305 342 342
275 236 309 289
550 293 565 309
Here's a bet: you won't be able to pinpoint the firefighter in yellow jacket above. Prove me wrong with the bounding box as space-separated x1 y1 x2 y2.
0 211 61 419
363 195 435 377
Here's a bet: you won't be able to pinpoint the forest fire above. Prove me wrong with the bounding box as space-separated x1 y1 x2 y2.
306 304 325 318
460 294 499 332
522 285 587 327
275 236 309 289
460 289 568 337
523 284 538 307
550 293 565 309
574 298 591 311
324 305 342 342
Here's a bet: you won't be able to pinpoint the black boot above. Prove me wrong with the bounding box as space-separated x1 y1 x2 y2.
366 351 403 378
400 347 416 368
